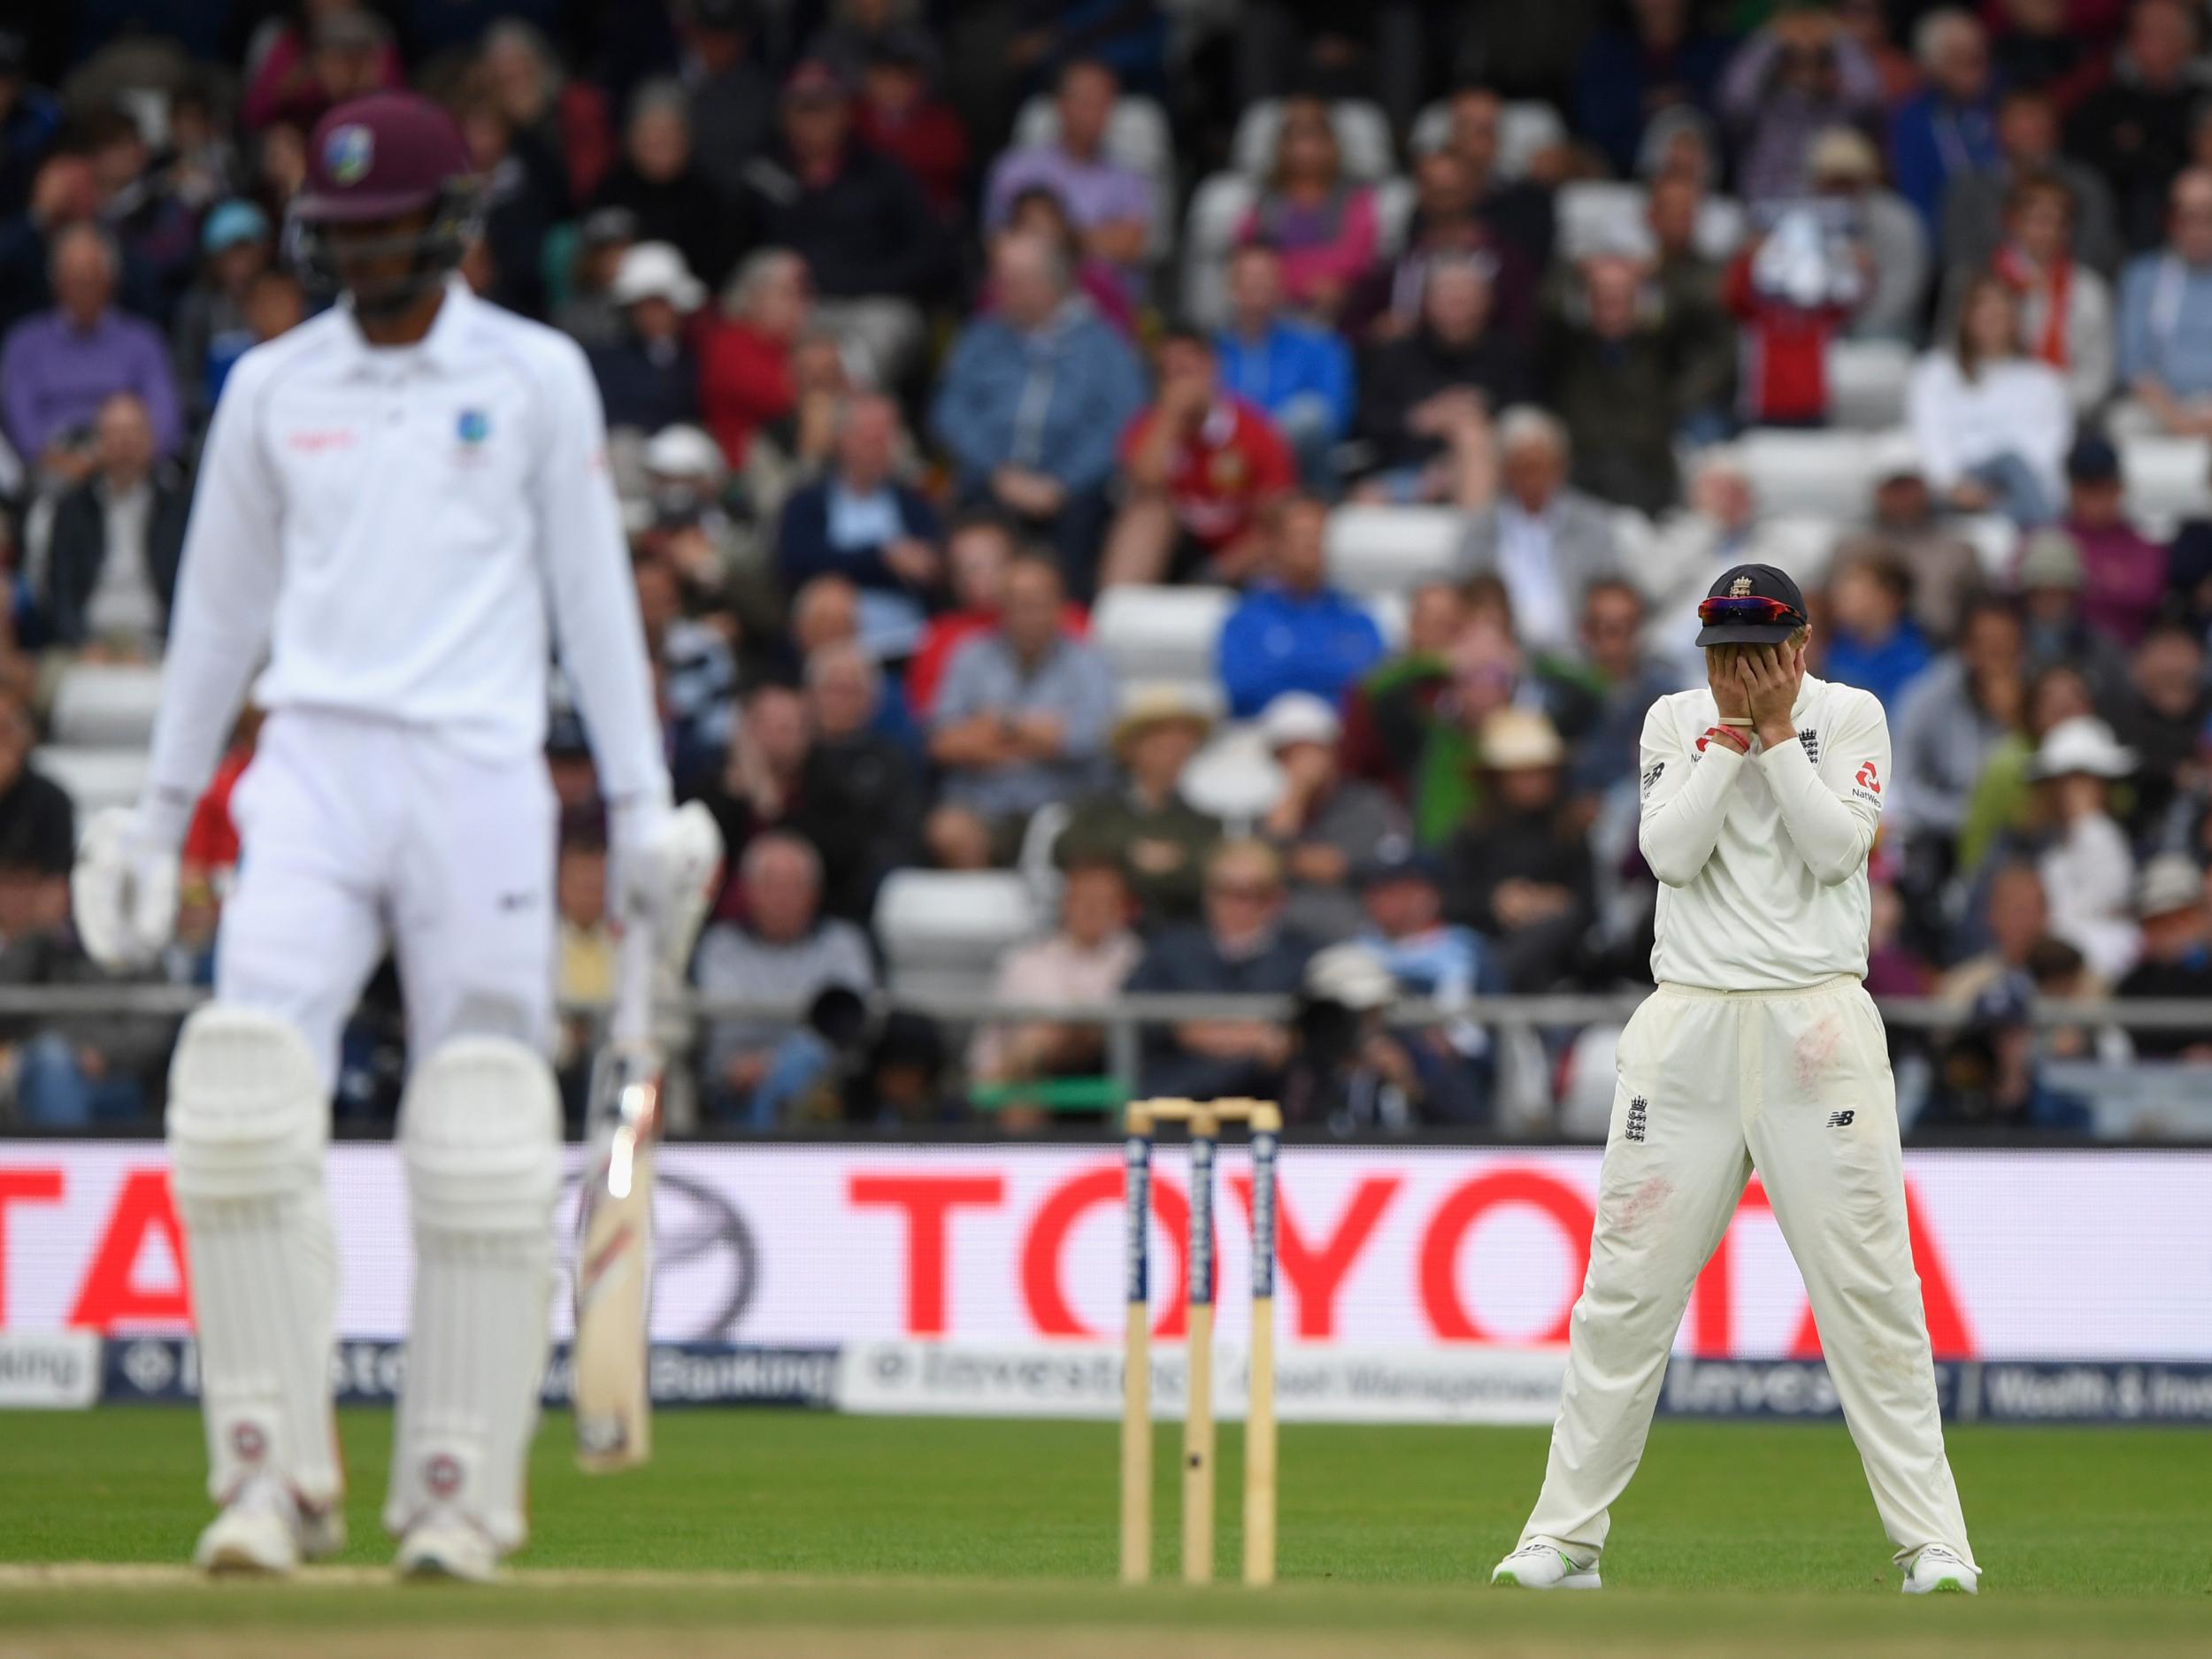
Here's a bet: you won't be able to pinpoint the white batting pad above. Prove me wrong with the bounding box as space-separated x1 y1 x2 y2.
386 1038 561 1553
165 1004 340 1508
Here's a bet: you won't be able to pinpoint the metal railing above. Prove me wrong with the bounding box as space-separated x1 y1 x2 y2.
4 980 2207 1102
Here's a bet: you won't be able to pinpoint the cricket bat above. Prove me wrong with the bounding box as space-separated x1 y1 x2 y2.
572 803 723 1472
572 917 663 1471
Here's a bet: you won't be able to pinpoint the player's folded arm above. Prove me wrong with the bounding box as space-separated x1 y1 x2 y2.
1756 694 1889 887
1636 700 1746 888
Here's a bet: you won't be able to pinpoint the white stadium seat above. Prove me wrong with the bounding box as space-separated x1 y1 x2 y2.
1323 504 1464 596
1497 102 1564 181
1736 427 1879 520
1364 589 1409 649
1233 98 1394 182
1555 181 1641 258
1553 181 1747 265
2120 436 2212 525
873 870 1039 1002
1826 341 1914 432
1374 174 1415 261
1409 102 1448 157
1693 196 1747 261
49 664 165 749
1610 506 1657 572
1955 511 2022 580
38 746 150 826
1179 170 1257 329
1090 584 1235 686
1759 513 1847 586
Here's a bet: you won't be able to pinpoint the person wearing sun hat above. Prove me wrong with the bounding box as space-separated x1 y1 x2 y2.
586 241 705 432
1443 706 1592 993
1494 560 1980 1597
1054 684 1222 927
2028 712 2141 983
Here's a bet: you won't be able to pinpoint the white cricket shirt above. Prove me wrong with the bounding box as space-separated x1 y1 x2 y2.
1638 673 1891 992
141 278 666 846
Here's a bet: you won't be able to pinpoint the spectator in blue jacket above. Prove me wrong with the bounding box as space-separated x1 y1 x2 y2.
930 228 1147 590
1821 545 1936 712
1217 493 1385 718
775 392 942 660
1889 10 2001 237
1215 242 1353 490
2118 168 2212 436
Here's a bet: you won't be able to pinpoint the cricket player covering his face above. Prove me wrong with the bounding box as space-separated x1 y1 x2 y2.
1491 565 1979 1596
70 93 700 1582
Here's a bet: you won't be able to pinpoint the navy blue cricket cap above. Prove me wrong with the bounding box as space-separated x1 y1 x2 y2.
1694 563 1808 647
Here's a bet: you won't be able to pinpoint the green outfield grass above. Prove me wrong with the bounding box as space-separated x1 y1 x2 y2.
1 1409 2206 1655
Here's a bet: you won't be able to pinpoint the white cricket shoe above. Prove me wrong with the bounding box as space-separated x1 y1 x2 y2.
1491 1541 1601 1590
193 1474 303 1576
1903 1544 1978 1594
394 1510 501 1584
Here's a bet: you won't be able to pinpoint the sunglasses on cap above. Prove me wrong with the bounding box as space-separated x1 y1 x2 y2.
1695 595 1803 627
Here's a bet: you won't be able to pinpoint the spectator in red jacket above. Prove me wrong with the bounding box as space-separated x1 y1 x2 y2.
699 248 809 467
1724 202 1867 424
1099 326 1297 588
852 27 969 219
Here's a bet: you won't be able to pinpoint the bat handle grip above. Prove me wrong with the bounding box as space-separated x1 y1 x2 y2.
609 909 657 1048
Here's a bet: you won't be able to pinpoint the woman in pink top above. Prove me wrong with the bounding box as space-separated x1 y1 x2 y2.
1239 96 1379 323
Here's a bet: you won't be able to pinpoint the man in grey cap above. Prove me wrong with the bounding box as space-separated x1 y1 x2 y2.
2014 526 2129 698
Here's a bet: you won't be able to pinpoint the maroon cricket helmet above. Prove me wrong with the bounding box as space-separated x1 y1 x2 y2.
290 92 481 314
297 92 472 221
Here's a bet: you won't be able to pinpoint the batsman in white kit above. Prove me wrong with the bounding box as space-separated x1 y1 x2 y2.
1491 565 1980 1596
70 92 717 1581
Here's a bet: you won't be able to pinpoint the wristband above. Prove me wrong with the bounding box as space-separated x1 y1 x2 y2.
1717 716 1754 727
1704 725 1751 756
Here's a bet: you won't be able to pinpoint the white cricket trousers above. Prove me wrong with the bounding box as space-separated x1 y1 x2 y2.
218 709 558 1079
1520 976 1975 1569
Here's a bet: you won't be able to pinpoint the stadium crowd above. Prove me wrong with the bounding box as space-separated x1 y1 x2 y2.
2 0 2212 1139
